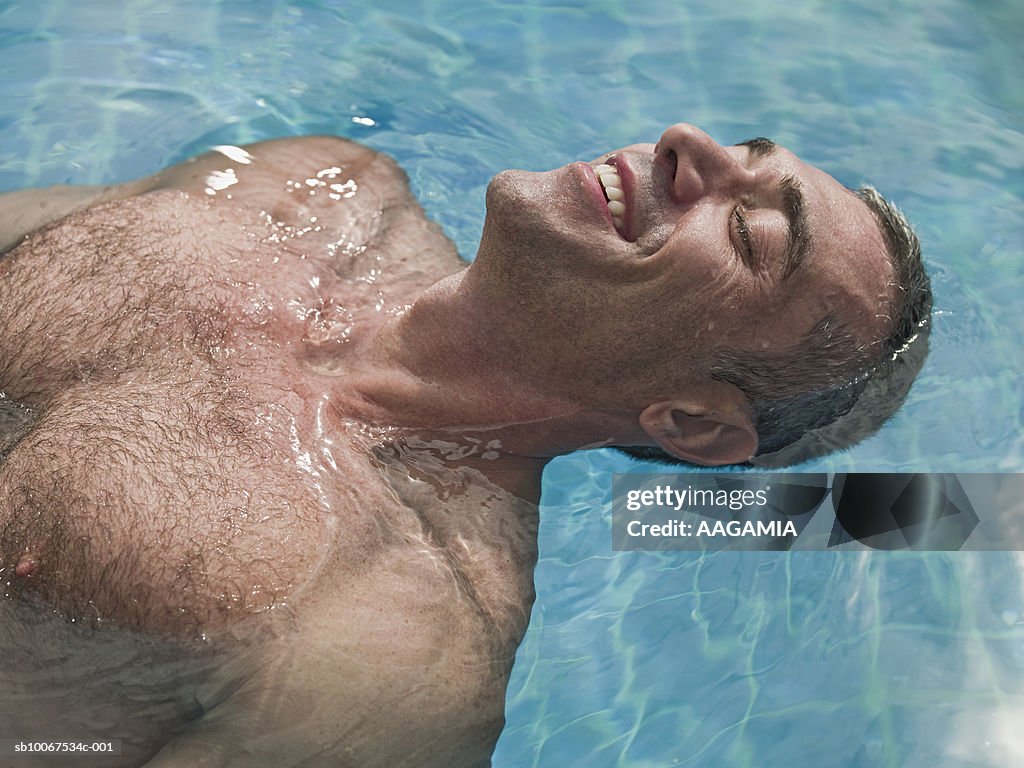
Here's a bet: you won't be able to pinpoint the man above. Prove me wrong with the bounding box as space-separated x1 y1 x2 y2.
0 123 929 767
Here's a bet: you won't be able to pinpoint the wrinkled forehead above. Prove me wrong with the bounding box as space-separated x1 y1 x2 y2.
776 147 895 340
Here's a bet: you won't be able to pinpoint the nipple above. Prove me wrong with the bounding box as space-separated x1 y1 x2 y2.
14 551 38 578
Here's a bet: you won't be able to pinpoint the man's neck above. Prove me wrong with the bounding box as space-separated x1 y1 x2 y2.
334 269 644 476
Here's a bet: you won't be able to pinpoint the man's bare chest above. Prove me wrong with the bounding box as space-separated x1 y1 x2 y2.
0 139 530 766
0 188 416 391
0 189 535 638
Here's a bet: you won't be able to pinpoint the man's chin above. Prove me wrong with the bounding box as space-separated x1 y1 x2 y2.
485 164 606 252
482 169 562 254
484 167 552 215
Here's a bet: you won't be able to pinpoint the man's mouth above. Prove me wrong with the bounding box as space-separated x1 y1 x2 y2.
594 163 627 237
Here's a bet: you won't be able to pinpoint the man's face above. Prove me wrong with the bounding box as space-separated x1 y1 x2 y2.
469 123 895 407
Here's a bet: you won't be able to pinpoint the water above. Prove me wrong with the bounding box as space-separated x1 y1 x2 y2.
1 0 1021 765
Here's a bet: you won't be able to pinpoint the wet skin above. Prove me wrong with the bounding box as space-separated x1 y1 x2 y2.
470 125 893 412
0 137 536 768
0 125 894 766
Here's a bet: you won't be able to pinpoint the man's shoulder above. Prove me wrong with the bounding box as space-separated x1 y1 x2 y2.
145 135 464 278
0 137 397 256
139 135 408 209
242 135 406 179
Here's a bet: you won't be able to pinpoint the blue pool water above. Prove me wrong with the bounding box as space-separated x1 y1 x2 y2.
1 0 1021 765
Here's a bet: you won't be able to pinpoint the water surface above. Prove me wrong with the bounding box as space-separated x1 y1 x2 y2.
1 1 1021 765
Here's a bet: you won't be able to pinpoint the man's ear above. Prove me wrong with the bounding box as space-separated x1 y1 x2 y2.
638 381 758 466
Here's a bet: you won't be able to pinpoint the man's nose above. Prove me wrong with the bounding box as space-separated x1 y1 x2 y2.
654 123 752 206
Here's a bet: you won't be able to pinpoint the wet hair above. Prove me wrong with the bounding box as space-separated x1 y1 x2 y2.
619 185 932 467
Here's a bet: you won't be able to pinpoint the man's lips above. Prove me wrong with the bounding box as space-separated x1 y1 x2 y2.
573 160 635 242
602 155 635 241
575 162 622 237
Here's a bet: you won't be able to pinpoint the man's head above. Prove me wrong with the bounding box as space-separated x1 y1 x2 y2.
468 123 930 465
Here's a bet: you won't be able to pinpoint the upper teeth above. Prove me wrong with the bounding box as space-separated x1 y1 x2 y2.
595 164 626 233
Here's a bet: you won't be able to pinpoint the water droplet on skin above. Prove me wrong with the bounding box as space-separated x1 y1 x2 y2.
303 300 355 347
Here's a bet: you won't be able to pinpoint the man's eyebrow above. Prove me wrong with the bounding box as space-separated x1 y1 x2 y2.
735 136 778 158
779 174 810 281
734 138 810 280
